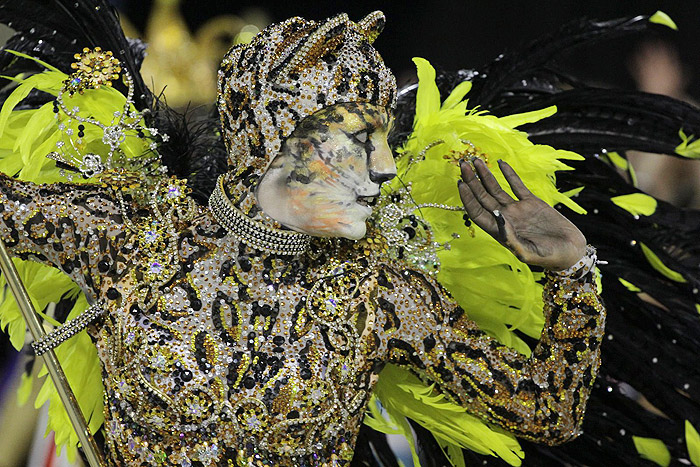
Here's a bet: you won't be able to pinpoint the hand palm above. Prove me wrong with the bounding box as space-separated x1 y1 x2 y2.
458 159 586 270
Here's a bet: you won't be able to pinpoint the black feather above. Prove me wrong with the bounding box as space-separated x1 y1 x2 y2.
148 97 228 203
389 14 700 467
468 15 656 110
351 425 403 467
0 0 151 109
0 0 229 201
511 89 700 157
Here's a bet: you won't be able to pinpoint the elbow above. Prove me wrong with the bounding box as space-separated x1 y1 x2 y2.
541 425 583 446
532 412 584 446
517 402 585 446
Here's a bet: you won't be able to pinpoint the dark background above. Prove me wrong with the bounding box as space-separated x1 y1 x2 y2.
118 0 700 96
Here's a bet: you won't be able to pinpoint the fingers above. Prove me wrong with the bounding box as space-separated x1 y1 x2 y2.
457 179 498 235
498 159 533 200
493 209 526 260
493 209 507 241
457 159 532 242
459 160 500 211
472 158 515 204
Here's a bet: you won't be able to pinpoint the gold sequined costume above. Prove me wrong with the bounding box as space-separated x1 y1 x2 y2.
0 11 604 467
0 173 603 465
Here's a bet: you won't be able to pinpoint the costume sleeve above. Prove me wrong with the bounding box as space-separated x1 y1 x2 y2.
0 173 127 300
381 248 605 445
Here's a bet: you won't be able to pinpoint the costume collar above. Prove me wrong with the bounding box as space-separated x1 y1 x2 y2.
208 174 311 255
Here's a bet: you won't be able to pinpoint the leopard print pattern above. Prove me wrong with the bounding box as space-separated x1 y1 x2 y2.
217 12 396 215
0 173 604 466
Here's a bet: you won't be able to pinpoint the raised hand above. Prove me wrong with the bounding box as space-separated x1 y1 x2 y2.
457 158 586 271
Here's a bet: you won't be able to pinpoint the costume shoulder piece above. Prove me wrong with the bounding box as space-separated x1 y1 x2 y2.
0 1 184 459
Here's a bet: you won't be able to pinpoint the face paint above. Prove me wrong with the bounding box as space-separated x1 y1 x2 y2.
257 102 396 240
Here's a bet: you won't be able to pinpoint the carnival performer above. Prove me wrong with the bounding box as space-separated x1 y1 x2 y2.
0 9 607 466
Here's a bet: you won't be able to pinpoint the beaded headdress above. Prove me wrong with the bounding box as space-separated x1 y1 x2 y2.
217 11 397 174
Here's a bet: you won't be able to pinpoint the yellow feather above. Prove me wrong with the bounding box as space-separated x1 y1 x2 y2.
371 58 590 465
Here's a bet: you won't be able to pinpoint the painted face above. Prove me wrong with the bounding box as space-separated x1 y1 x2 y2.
256 102 396 240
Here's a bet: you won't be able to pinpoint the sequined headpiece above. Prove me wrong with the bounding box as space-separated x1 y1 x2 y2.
217 11 397 173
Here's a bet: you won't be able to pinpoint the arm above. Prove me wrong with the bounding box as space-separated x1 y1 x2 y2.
0 173 127 300
381 248 604 445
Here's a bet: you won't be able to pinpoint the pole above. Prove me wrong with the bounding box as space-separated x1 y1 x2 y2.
0 239 105 467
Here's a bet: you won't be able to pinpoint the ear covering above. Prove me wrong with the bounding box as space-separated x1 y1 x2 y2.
357 10 386 43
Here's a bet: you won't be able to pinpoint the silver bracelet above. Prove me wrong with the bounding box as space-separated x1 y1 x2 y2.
31 302 105 356
549 245 599 280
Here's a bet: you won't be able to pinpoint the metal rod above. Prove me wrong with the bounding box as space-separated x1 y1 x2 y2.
0 239 105 467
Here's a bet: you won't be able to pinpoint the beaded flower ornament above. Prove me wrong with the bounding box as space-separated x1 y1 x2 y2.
48 47 167 184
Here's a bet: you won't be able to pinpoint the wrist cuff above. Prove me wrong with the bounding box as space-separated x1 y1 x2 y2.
549 245 598 280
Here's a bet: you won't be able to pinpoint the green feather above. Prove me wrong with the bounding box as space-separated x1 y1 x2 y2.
632 436 671 466
373 365 524 466
675 129 700 159
3 49 62 72
649 11 678 31
640 243 687 283
413 57 442 123
611 194 657 217
686 421 700 466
